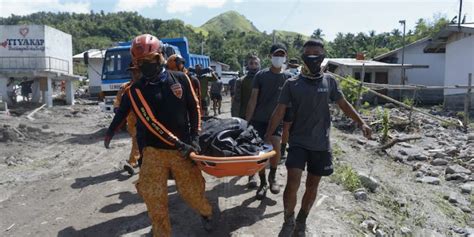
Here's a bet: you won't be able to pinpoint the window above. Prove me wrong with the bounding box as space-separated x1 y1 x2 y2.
354 72 371 83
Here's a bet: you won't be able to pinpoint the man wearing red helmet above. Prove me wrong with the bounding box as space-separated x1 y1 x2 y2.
105 34 213 236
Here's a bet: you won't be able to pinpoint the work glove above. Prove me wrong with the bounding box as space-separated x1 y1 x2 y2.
176 141 197 159
191 136 201 154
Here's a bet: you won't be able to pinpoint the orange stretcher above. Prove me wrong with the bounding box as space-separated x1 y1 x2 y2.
190 145 275 178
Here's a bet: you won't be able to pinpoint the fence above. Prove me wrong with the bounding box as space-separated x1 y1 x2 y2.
328 72 473 131
0 56 70 74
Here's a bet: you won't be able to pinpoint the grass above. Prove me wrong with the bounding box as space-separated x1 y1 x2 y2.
331 164 362 192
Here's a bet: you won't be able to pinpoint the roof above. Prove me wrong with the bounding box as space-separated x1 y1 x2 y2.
210 60 230 67
424 23 474 53
73 49 106 61
373 37 430 60
324 58 429 69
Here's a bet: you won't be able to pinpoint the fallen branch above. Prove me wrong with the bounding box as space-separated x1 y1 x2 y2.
377 136 422 150
26 104 46 121
328 72 464 128
12 127 25 137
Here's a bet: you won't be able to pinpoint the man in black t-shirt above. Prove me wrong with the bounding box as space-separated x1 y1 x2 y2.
266 39 372 236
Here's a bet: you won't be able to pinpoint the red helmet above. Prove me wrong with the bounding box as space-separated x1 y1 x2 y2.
130 34 161 62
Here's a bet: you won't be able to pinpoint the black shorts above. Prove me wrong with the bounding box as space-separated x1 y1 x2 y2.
286 146 334 176
251 120 283 138
210 93 222 101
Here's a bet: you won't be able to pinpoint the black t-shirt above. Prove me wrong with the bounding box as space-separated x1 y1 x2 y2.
278 74 344 151
251 68 293 123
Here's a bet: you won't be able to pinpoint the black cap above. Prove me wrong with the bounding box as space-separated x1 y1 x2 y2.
270 43 287 54
289 58 299 64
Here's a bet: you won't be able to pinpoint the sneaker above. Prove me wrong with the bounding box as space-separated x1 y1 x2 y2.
292 222 306 237
201 216 214 232
269 174 280 194
248 175 258 189
256 184 268 200
123 164 134 176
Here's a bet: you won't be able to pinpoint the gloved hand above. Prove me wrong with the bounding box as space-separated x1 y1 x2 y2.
113 107 119 114
191 136 201 154
104 135 113 149
176 141 197 159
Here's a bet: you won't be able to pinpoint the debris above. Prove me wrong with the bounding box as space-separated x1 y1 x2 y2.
26 104 46 121
416 176 441 185
377 136 422 150
6 223 15 231
430 158 448 166
358 173 379 192
460 183 473 194
354 188 368 201
445 164 471 175
400 226 412 236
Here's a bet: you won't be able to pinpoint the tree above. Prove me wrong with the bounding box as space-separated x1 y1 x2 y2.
311 28 325 40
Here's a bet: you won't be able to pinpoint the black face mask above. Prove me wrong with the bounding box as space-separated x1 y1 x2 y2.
246 67 260 75
302 54 325 75
140 62 161 78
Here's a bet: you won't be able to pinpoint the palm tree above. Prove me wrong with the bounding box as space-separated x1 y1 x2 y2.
311 28 325 40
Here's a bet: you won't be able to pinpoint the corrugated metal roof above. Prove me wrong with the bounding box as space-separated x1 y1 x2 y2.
73 49 105 60
324 58 428 69
373 37 430 60
424 23 474 53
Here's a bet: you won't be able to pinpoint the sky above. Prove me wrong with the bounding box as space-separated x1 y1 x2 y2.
1 0 473 40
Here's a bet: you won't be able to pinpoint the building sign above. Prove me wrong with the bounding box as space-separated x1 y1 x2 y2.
1 26 45 52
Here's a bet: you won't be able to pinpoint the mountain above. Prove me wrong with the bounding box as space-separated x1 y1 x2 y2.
274 30 310 41
200 10 259 33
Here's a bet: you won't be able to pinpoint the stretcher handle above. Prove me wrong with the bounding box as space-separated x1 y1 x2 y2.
190 150 276 162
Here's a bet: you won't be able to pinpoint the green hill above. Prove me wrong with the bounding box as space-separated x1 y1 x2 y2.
275 30 310 41
200 10 259 33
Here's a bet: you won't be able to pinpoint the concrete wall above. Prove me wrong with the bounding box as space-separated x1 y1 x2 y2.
444 32 474 109
0 25 72 74
44 25 73 74
88 58 104 96
444 32 474 96
387 41 446 104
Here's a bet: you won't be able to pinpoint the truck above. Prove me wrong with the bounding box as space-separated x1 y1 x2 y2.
98 37 210 112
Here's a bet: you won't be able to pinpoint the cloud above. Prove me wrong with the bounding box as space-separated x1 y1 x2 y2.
166 0 227 13
114 0 159 12
0 0 90 17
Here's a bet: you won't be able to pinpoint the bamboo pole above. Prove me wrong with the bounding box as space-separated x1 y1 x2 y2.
328 72 463 128
464 73 472 130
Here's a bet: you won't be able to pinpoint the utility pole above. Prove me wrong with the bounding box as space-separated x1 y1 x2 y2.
201 41 204 55
399 20 406 99
458 0 463 30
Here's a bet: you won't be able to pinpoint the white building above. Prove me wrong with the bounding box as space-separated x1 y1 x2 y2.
374 38 445 104
0 25 81 107
323 58 428 103
73 49 105 97
210 60 230 77
424 23 474 109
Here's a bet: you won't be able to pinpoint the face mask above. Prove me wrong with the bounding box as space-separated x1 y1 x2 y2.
271 56 286 68
302 54 325 75
246 66 260 74
140 62 161 78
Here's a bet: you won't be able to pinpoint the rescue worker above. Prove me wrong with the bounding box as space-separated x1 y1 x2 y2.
231 55 261 189
210 79 223 116
166 54 201 100
265 39 372 236
245 44 293 199
106 62 141 175
231 55 260 119
104 34 213 236
190 64 218 116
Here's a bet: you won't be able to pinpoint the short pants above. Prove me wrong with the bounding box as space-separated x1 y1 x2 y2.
285 146 334 176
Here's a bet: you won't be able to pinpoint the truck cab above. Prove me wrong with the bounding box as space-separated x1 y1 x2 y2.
99 37 209 112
